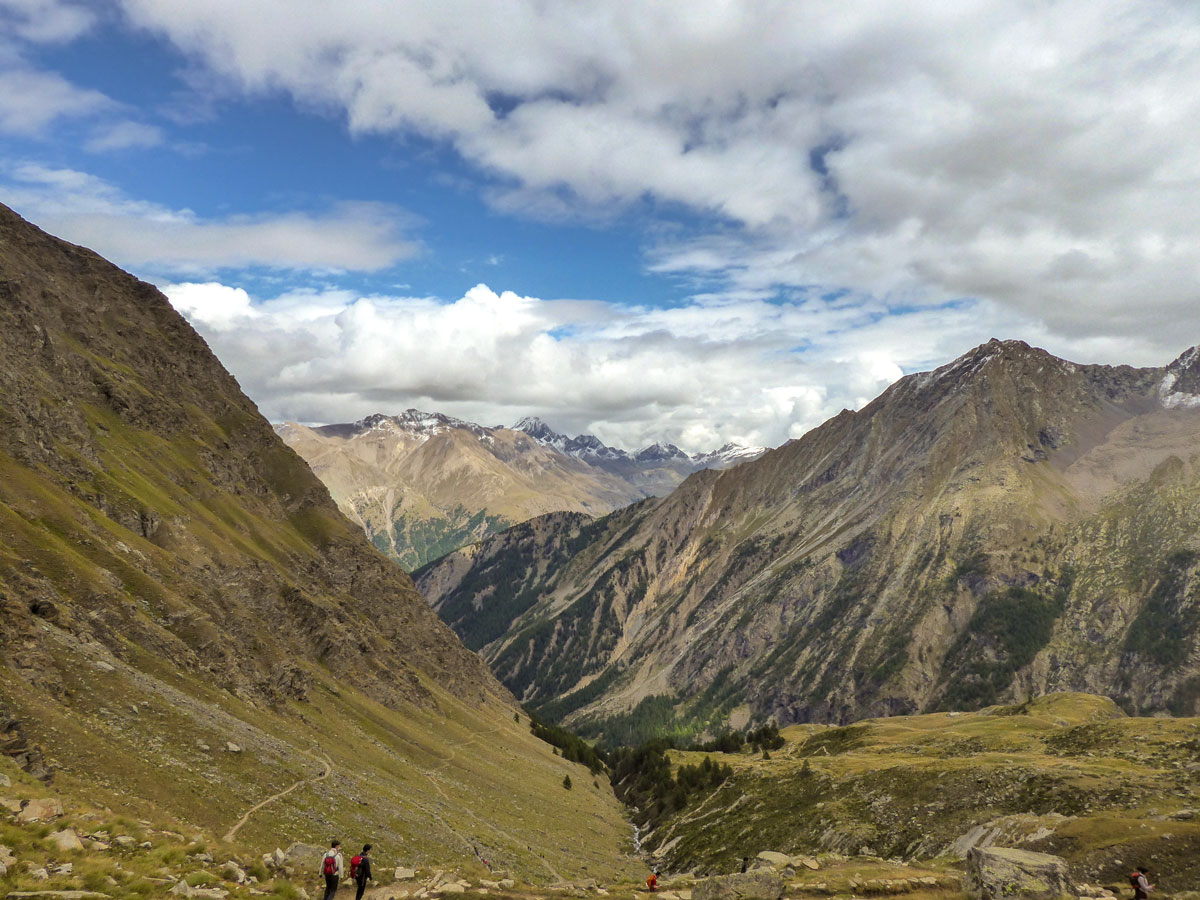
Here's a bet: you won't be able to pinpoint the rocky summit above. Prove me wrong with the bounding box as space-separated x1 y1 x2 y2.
418 338 1200 738
0 202 636 881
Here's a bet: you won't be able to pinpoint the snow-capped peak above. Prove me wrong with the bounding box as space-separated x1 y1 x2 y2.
691 442 768 468
634 441 690 463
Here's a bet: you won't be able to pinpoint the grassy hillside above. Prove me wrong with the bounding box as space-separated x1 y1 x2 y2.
640 694 1200 892
0 201 638 883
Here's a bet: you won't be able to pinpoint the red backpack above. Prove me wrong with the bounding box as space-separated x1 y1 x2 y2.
351 855 363 880
323 854 337 877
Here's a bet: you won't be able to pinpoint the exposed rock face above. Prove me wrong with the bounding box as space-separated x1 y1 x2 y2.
419 339 1200 731
693 870 784 900
965 847 1072 900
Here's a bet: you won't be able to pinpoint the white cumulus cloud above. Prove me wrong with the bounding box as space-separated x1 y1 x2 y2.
160 279 1129 453
110 0 1200 353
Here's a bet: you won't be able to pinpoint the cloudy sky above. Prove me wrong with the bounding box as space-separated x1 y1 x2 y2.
2 0 1197 451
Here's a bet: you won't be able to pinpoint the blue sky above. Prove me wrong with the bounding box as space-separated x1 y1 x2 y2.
2 1 1197 450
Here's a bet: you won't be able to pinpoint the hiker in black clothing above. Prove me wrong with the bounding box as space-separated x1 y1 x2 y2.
353 844 374 900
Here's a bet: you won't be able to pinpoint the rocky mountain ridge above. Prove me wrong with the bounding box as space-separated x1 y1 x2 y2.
278 411 765 570
418 339 1200 737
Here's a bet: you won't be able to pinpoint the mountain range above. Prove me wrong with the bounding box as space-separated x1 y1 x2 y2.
417 338 1200 741
278 411 764 569
0 201 635 879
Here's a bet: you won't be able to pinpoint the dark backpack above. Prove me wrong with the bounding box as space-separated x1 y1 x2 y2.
323 854 337 877
351 855 363 880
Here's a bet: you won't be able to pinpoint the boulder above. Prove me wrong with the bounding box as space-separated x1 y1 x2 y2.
395 867 418 881
437 885 466 895
113 836 136 849
47 829 84 852
18 798 64 823
694 871 784 900
225 743 242 754
1 844 16 865
792 858 820 871
1 796 21 813
221 861 246 883
498 879 515 889
755 852 792 870
965 847 1072 900
283 843 327 868
0 773 10 787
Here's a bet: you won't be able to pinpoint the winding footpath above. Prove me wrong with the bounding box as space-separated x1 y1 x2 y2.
223 751 334 842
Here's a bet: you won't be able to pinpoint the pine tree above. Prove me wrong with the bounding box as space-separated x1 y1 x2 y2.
563 775 573 790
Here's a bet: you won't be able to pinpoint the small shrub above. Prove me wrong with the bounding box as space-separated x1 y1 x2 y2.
563 775 573 790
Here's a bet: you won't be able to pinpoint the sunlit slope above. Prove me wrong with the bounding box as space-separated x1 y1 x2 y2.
0 201 635 882
649 694 1200 890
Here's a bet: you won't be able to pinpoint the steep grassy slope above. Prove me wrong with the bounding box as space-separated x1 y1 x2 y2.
0 202 638 881
419 341 1200 736
643 694 1200 891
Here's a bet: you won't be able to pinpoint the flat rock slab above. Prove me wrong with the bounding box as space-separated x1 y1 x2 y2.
694 871 784 900
7 892 113 899
965 846 1072 900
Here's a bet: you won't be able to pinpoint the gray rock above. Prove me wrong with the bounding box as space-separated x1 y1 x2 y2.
694 870 784 900
395 867 418 881
46 829 84 852
18 798 64 823
755 852 792 870
221 861 246 883
283 843 326 868
0 773 10 787
965 847 1072 900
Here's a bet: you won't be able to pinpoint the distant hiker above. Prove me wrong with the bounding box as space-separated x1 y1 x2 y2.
646 871 658 892
321 840 344 900
351 843 373 900
1130 867 1153 900
741 857 750 873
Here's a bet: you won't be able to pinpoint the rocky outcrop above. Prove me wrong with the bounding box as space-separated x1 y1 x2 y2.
420 340 1200 731
964 847 1072 899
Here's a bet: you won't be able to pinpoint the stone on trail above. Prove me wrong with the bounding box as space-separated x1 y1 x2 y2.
792 857 819 871
18 798 64 823
394 867 417 880
965 847 1072 900
694 870 784 900
47 829 84 852
5 892 114 899
497 879 515 889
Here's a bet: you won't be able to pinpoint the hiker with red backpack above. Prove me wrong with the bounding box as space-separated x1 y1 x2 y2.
1130 866 1153 900
321 840 344 900
351 844 374 900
